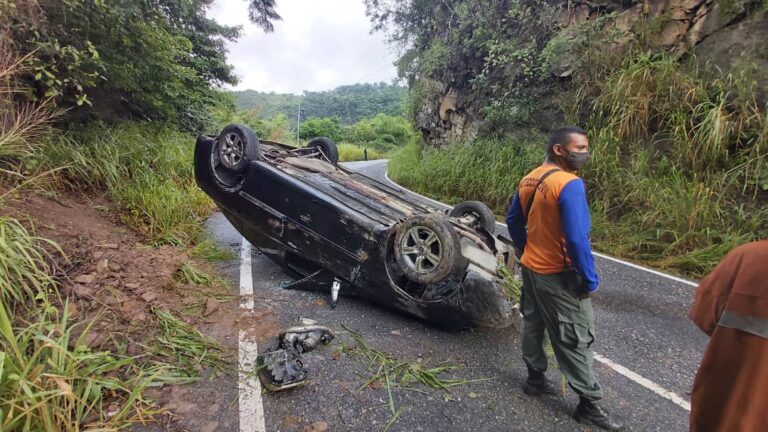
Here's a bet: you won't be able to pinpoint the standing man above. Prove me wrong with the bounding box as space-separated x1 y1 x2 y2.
506 126 622 431
689 240 768 431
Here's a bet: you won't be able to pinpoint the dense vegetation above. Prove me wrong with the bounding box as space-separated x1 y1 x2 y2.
0 1 279 429
214 98 415 156
233 82 408 125
2 0 244 132
377 1 768 277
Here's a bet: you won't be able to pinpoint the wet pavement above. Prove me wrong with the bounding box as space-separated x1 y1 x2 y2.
205 159 706 431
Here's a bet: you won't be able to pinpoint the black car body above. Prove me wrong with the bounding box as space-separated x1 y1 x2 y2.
194 125 515 329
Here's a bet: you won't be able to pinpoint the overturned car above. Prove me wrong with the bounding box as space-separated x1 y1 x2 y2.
194 124 515 329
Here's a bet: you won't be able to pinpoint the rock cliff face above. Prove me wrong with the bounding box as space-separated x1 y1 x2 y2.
416 0 767 145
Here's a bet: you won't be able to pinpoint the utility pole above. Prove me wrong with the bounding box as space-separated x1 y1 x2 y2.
296 100 301 146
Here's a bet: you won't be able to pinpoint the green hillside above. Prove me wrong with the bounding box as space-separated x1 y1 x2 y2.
232 82 407 124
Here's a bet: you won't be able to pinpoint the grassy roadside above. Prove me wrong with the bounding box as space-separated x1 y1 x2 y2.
1 48 234 429
391 48 768 278
0 123 235 429
33 123 214 247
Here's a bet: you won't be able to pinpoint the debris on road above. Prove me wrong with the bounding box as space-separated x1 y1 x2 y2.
257 348 308 391
340 323 492 429
203 298 220 316
281 324 335 353
256 321 335 391
303 420 329 432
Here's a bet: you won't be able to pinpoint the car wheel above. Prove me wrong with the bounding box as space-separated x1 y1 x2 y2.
212 124 260 188
449 201 496 232
394 214 467 284
307 137 339 165
218 124 260 172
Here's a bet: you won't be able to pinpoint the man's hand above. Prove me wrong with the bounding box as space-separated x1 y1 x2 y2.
579 292 591 300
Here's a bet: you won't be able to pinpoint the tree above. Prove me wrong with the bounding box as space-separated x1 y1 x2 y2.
2 0 241 131
347 114 414 151
232 83 408 124
299 117 343 142
248 0 282 32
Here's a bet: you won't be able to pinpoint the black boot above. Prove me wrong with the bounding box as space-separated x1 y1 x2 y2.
573 398 624 431
522 368 558 396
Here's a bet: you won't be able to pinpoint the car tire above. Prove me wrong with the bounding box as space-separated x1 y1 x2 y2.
394 214 467 284
217 124 261 173
210 124 260 189
449 201 496 232
307 137 339 165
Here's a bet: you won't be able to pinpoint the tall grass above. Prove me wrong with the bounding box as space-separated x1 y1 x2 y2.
0 21 226 430
0 49 55 162
0 219 169 431
578 49 768 274
0 25 60 200
0 301 168 431
36 123 214 246
389 135 544 212
0 211 227 430
0 218 61 308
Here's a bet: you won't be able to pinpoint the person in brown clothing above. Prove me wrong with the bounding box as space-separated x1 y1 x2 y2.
689 240 768 431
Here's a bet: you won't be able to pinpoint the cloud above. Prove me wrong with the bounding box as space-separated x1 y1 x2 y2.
207 0 399 94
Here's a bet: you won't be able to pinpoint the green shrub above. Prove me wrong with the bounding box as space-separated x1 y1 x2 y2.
299 116 344 142
0 302 163 431
345 113 415 152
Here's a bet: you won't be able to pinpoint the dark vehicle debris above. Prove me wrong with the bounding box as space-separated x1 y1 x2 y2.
194 124 516 329
256 320 335 391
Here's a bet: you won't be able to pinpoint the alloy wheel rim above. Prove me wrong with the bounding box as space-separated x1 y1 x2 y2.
220 132 244 167
400 226 442 273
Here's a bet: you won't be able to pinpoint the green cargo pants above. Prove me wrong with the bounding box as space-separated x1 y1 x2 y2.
520 265 604 401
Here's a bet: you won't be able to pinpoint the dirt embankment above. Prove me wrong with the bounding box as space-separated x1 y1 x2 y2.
2 190 241 430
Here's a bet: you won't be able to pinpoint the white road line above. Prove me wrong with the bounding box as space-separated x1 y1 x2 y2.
383 167 699 287
590 252 697 287
238 238 266 432
240 238 255 309
594 354 692 411
382 165 694 411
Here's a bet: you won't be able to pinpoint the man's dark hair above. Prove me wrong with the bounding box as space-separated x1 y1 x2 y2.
547 126 587 158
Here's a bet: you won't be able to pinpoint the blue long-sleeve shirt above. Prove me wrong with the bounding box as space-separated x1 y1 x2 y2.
506 177 599 292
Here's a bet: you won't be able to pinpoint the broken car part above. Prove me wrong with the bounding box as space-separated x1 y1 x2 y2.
255 323 335 391
256 348 307 391
279 325 335 353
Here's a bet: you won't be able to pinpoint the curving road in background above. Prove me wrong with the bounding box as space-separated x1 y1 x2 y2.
207 159 707 432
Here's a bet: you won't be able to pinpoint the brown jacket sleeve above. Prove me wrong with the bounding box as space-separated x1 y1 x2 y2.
690 248 744 336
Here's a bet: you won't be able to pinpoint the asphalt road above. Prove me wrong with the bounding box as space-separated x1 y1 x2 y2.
206 159 708 432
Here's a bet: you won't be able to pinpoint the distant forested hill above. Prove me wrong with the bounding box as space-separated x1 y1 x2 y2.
231 82 407 124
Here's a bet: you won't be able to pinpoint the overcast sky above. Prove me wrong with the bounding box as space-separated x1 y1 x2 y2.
207 0 399 94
